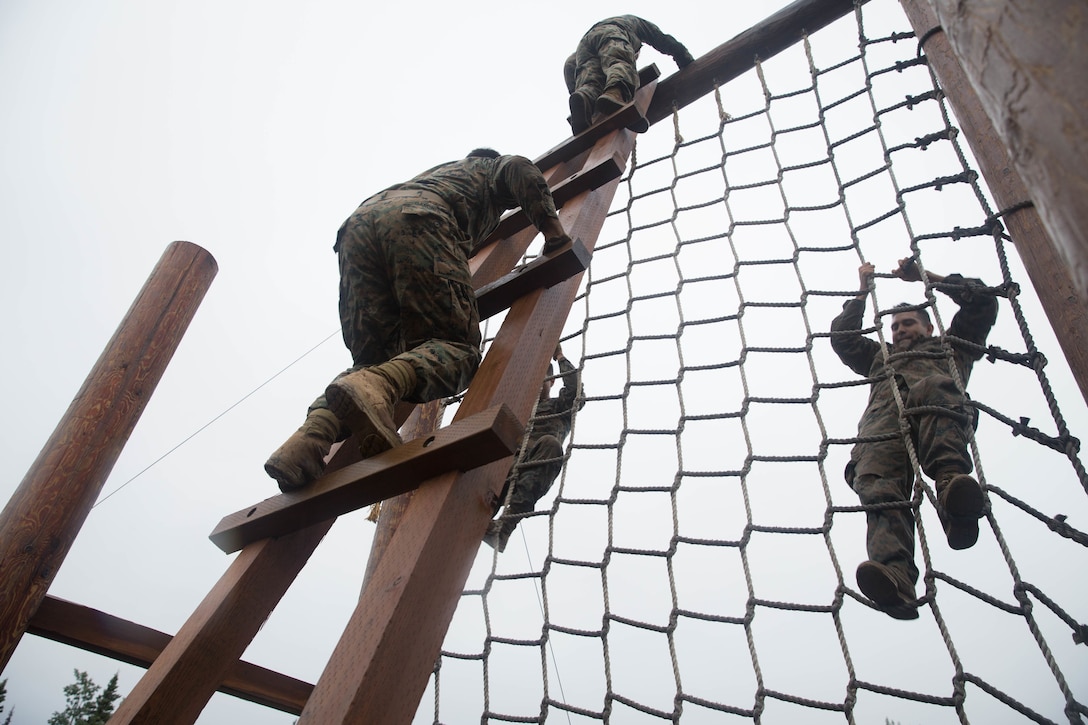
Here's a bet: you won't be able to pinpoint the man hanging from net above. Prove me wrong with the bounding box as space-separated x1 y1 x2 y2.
264 148 571 492
563 15 694 135
830 258 999 620
483 344 584 552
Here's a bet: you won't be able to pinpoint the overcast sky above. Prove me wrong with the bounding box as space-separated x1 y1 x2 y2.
2 1 1085 723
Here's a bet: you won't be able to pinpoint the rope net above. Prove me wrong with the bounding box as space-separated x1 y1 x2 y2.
423 1 1088 722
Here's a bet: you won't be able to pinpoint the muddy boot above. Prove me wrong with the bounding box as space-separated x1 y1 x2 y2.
936 471 984 550
264 408 341 493
856 561 919 620
325 360 415 459
594 87 627 117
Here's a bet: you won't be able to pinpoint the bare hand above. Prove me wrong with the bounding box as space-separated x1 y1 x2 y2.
554 344 563 360
893 257 922 282
858 262 875 291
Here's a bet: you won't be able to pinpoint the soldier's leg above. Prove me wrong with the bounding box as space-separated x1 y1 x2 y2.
596 37 639 115
570 47 604 134
484 435 564 552
908 374 984 549
327 205 480 457
850 459 919 620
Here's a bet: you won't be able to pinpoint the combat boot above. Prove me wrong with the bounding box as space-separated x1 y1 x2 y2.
936 471 984 550
594 88 627 117
855 561 919 620
325 363 412 459
264 408 341 493
482 518 515 553
569 93 593 135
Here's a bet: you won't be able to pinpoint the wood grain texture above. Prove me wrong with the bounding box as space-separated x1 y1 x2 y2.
0 241 217 671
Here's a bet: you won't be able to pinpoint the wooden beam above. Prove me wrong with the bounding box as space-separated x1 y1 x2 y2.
922 0 1088 314
0 241 217 672
209 404 522 554
475 238 591 320
27 596 312 715
645 0 866 125
899 0 1088 405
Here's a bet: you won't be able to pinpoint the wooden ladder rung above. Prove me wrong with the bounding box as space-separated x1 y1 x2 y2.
208 404 522 554
475 238 591 319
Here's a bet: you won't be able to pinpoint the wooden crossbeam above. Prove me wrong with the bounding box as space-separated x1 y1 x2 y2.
209 404 522 554
475 237 591 320
27 596 312 715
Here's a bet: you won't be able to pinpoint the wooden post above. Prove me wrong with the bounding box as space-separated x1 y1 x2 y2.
0 241 217 670
900 0 1088 404
920 0 1088 306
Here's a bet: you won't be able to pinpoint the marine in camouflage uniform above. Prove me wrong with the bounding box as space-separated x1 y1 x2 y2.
265 149 571 492
484 346 584 552
564 15 694 134
831 259 997 620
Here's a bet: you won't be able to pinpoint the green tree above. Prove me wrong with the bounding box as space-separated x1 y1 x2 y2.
0 678 14 725
47 670 121 725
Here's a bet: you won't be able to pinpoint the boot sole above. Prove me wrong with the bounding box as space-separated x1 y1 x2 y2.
325 380 402 459
856 562 919 620
940 476 984 549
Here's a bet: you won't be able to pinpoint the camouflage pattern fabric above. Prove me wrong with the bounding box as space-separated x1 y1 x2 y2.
308 154 561 409
565 15 693 105
504 356 585 516
831 274 998 585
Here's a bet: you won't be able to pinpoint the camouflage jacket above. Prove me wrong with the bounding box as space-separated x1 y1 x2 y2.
529 356 584 445
830 274 998 443
382 154 558 254
582 15 692 64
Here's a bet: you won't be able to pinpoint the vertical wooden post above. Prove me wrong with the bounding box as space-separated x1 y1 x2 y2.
0 241 217 670
899 0 1088 404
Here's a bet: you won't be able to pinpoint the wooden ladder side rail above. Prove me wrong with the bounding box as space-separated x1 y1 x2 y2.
27 596 313 715
0 241 217 673
295 126 640 724
209 405 523 553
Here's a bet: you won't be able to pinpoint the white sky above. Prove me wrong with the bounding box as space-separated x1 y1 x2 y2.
2 1 1085 723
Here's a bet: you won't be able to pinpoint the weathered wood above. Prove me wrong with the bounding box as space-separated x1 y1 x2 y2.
360 401 443 592
296 119 641 724
476 238 592 320
0 241 217 672
110 516 333 724
27 596 312 715
900 0 1088 405
923 0 1088 312
209 404 523 554
111 414 393 723
646 0 866 125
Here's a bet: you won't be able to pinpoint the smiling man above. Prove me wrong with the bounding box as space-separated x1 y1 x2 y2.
831 258 999 620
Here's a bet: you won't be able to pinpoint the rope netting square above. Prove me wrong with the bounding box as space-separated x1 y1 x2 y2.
425 1 1088 722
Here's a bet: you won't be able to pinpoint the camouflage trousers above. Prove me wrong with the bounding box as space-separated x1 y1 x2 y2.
569 28 640 107
503 434 565 519
848 374 974 585
308 196 482 413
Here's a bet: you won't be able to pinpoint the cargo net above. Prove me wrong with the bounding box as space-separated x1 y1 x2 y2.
425 2 1088 723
